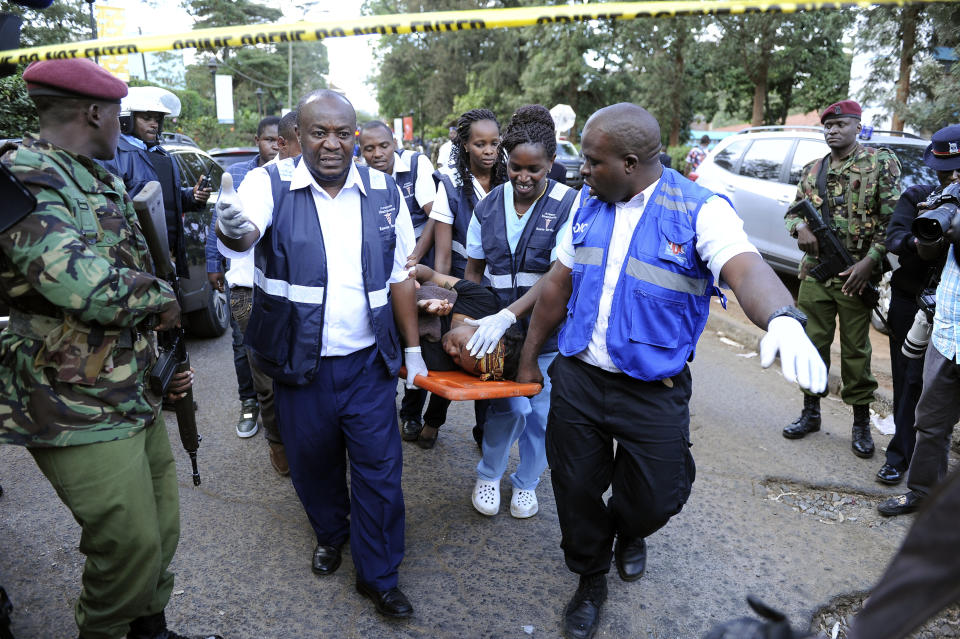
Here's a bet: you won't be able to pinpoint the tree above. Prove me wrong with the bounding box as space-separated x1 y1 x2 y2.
714 12 853 126
857 4 960 132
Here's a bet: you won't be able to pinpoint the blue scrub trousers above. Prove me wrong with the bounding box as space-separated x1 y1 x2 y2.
476 352 556 491
274 345 405 590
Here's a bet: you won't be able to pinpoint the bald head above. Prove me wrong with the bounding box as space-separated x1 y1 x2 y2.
585 103 662 165
296 89 355 129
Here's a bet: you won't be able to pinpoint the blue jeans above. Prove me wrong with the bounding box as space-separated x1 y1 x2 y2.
476 352 555 491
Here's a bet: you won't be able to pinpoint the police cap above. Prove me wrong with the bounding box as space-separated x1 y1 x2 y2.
22 59 127 103
923 124 960 172
820 100 862 124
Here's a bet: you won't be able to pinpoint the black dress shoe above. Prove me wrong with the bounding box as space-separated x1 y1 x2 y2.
614 536 647 582
355 581 413 618
311 544 342 575
877 491 923 517
875 463 904 486
563 574 607 639
400 419 422 442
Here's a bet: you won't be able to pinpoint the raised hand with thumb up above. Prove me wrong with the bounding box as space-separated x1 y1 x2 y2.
216 172 255 239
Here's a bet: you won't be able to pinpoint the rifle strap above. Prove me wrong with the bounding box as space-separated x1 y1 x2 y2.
815 153 832 227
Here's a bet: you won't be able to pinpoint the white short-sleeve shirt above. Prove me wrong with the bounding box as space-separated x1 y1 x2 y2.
218 160 415 357
392 151 436 215
556 179 758 372
428 166 489 226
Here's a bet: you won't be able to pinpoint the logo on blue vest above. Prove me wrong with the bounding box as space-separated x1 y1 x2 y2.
661 239 690 267
379 204 396 229
573 222 589 234
537 212 558 232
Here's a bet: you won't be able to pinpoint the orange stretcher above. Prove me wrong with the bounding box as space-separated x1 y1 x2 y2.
398 368 543 400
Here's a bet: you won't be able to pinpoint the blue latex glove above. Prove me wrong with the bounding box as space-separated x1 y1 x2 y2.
404 346 428 389
464 308 517 357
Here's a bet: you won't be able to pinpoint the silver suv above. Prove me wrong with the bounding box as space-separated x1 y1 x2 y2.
692 126 936 275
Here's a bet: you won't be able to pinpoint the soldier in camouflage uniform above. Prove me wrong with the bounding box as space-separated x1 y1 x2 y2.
0 60 219 639
783 99 902 458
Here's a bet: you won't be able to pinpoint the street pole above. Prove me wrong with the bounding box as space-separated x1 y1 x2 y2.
85 0 97 63
256 87 263 117
138 26 148 82
208 61 218 122
287 42 293 113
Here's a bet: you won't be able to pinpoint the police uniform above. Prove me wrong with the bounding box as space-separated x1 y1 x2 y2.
221 158 415 592
783 100 901 453
467 179 576 504
550 168 757 577
0 60 213 639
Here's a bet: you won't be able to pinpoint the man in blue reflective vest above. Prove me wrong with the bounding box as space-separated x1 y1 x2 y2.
215 90 426 619
516 103 828 639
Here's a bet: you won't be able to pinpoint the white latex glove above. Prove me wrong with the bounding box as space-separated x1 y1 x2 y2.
215 172 254 239
464 308 517 357
404 346 428 389
760 316 828 394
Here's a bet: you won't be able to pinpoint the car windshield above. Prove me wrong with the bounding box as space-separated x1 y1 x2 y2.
556 141 578 159
873 143 938 190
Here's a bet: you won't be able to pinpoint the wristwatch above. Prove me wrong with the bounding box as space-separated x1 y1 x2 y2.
767 305 808 329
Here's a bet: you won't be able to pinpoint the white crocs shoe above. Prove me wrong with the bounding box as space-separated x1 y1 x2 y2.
472 478 500 516
510 486 539 519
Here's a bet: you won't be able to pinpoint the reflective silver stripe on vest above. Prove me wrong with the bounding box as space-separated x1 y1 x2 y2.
515 271 541 288
254 268 325 305
661 184 684 197
368 287 389 309
451 240 468 258
488 273 512 289
548 182 568 201
625 257 707 296
654 195 686 212
574 246 603 266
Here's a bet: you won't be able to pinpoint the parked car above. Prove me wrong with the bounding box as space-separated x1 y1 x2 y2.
160 131 199 148
0 142 230 339
692 126 936 275
555 139 584 189
207 146 259 170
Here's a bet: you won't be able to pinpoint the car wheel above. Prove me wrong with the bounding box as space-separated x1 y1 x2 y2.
187 286 229 338
871 272 892 335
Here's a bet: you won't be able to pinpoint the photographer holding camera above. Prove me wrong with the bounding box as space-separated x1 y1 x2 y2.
879 125 960 516
875 127 958 486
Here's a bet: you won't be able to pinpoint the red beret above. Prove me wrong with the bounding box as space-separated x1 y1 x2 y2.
820 100 862 124
23 59 127 103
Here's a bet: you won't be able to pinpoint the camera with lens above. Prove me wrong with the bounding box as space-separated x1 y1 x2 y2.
902 289 937 359
912 182 960 246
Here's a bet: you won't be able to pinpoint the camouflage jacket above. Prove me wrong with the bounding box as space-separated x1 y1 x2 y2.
785 144 901 279
0 135 176 448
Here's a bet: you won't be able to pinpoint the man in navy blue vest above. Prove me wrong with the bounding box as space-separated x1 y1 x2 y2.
516 103 828 639
215 90 426 619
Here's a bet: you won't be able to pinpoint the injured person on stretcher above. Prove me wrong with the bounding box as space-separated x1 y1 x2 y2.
409 264 525 382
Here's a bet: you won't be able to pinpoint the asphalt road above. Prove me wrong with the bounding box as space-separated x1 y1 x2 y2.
0 314 929 639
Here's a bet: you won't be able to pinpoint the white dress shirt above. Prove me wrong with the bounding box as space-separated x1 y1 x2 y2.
219 160 415 357
392 151 436 213
556 179 758 372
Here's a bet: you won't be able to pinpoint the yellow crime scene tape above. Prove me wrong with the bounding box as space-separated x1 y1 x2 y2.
0 0 948 66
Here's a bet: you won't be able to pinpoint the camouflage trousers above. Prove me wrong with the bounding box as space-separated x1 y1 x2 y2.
798 278 878 406
29 417 180 639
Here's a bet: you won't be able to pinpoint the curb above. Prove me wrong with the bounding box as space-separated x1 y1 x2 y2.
705 313 894 418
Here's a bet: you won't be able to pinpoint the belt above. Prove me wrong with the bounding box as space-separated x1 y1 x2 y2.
6 309 136 349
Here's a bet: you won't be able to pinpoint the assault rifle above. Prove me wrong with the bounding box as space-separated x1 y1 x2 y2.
132 181 202 486
789 199 881 309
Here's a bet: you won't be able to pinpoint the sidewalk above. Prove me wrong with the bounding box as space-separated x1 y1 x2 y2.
706 294 895 416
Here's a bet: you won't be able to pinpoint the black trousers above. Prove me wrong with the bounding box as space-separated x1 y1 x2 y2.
399 388 487 430
546 355 696 577
885 288 924 470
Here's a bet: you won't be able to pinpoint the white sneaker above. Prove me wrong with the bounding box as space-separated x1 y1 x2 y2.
510 486 539 519
472 478 500 516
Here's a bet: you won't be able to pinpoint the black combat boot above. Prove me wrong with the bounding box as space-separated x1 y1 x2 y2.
782 394 821 439
851 404 875 458
126 611 222 639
